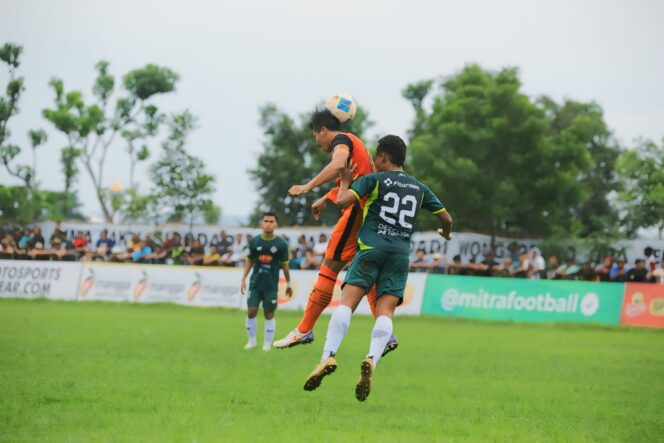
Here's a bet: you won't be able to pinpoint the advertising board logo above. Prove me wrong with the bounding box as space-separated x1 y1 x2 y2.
580 292 599 317
80 269 95 297
133 271 149 300
187 273 202 302
277 276 296 305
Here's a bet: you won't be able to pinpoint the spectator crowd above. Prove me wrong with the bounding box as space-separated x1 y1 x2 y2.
1 224 663 284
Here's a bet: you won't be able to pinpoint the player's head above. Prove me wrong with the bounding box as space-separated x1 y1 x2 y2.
375 135 406 171
309 109 341 152
261 212 278 234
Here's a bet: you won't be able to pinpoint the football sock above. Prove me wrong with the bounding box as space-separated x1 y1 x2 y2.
245 317 257 344
322 304 352 360
368 316 393 368
297 264 338 333
264 318 276 347
366 284 378 319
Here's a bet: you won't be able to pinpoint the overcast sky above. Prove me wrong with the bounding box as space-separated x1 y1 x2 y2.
2 0 663 223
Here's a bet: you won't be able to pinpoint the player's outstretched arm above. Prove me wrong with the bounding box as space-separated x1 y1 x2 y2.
435 210 453 240
336 161 359 209
288 145 350 196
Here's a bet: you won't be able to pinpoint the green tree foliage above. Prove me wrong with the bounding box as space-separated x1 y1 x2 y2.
149 111 218 229
617 138 664 239
42 61 179 221
0 43 48 190
249 104 373 226
539 98 621 236
0 185 84 225
405 64 610 238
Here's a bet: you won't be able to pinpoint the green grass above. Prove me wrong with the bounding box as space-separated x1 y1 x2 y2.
1 299 663 442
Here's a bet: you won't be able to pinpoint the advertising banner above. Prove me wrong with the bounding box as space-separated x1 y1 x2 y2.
422 275 624 325
78 263 243 308
0 261 81 301
620 283 664 329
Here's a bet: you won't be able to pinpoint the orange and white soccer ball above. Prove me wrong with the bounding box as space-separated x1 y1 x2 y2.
324 93 357 123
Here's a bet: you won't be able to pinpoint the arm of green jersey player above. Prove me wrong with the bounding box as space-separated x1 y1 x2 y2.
281 263 292 298
421 184 453 240
337 161 366 208
240 258 252 295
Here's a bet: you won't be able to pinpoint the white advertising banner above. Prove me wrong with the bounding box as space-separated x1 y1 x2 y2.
0 261 81 301
78 263 244 308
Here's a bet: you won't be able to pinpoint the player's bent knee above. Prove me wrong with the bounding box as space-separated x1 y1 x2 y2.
264 311 275 320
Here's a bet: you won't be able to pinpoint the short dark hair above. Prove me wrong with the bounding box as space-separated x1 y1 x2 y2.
377 135 406 166
309 109 340 132
644 247 653 256
262 211 278 221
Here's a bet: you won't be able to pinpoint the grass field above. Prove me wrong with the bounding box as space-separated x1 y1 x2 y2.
1 299 663 442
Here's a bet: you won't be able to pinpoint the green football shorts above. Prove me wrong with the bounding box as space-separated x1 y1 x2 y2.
343 248 409 302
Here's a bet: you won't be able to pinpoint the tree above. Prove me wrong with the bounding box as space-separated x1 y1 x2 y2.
539 98 622 237
617 138 664 239
0 43 48 191
43 61 178 221
60 146 82 219
249 104 373 226
0 185 83 225
407 64 593 238
402 79 433 139
150 111 218 230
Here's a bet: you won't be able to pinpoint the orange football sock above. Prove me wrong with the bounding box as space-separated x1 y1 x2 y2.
297 265 338 333
367 284 378 319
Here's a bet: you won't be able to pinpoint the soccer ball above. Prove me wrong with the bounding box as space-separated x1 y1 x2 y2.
324 93 357 123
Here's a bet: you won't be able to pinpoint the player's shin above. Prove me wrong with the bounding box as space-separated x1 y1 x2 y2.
246 317 257 343
322 304 352 360
264 318 275 349
368 316 393 368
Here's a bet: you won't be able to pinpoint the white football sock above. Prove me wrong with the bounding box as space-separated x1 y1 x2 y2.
245 317 257 344
264 318 276 348
368 316 393 368
322 305 352 360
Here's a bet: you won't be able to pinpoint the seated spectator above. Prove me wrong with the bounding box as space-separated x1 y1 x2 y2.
17 228 31 250
182 239 205 265
290 234 312 269
528 247 546 279
310 234 327 269
651 260 664 284
495 257 513 278
131 240 153 263
595 256 614 282
216 230 233 257
475 247 498 277
410 248 434 273
96 229 116 250
72 231 90 258
512 254 530 278
546 256 560 280
578 261 596 281
203 245 223 266
627 259 649 282
611 260 628 282
49 221 68 247
49 238 70 261
27 242 51 261
223 233 245 266
29 226 45 249
644 247 657 273
555 258 580 280
446 255 466 275
431 252 446 274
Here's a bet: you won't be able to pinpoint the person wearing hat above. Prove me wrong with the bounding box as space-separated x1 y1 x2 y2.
50 237 69 261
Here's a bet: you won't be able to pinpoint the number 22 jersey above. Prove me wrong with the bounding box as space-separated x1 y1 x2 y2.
348 170 446 255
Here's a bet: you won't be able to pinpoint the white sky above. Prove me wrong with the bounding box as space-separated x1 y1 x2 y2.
1 0 663 222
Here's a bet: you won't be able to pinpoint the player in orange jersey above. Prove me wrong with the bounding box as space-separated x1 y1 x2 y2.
274 109 397 356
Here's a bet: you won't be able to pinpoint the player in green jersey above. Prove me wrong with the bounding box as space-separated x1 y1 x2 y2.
303 135 453 400
240 212 293 351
